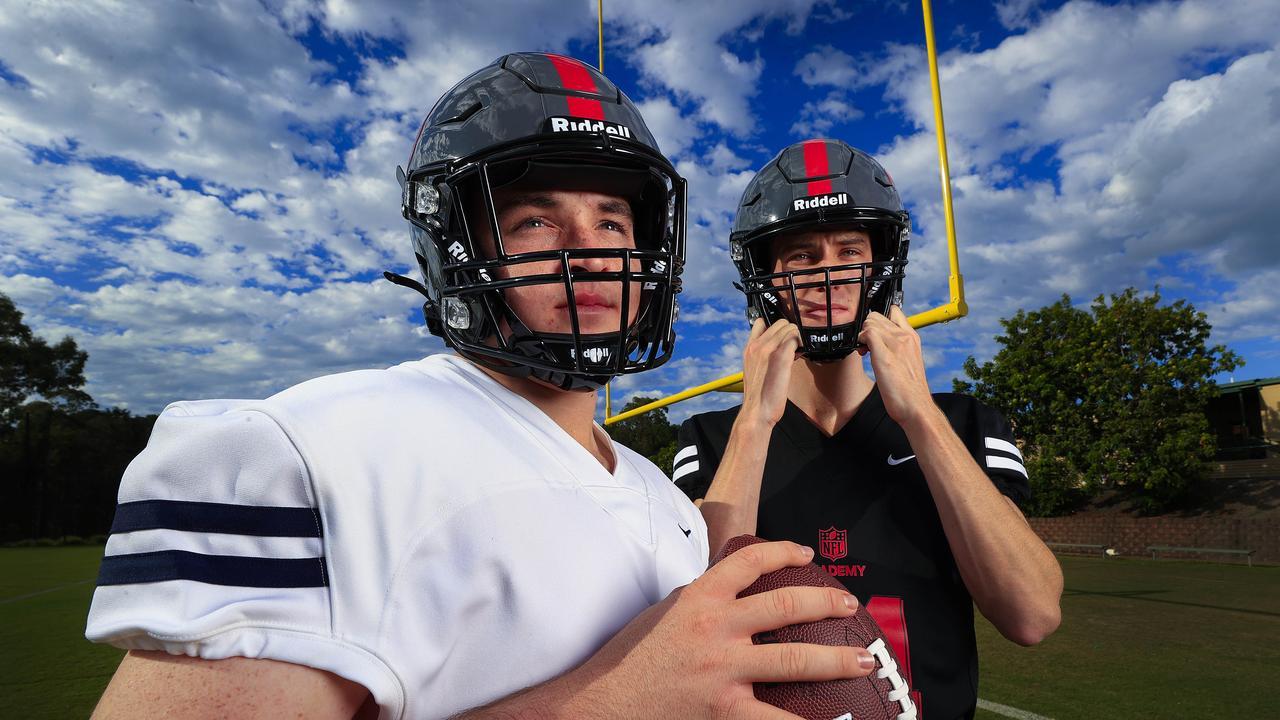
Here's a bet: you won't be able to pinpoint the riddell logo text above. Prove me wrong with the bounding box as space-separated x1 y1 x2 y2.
822 564 867 577
447 241 491 281
793 192 848 212
571 346 611 363
549 117 633 138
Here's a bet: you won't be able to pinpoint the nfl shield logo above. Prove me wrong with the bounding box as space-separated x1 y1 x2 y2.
818 526 847 562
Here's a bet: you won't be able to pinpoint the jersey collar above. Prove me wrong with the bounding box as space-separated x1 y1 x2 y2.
776 383 888 450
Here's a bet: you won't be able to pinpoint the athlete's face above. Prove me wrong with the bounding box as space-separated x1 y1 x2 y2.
769 227 872 327
474 186 643 336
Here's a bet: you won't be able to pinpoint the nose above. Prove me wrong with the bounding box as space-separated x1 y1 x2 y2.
563 219 616 273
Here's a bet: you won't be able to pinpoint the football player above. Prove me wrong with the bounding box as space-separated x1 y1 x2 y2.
673 139 1064 720
85 56 877 719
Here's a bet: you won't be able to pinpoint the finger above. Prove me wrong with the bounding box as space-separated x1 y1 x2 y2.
763 317 797 342
740 642 875 684
702 540 814 597
857 323 884 354
777 319 802 346
748 317 767 343
888 303 911 328
732 586 859 636
765 322 801 355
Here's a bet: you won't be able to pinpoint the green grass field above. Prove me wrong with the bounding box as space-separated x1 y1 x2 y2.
0 547 123 720
3 548 1277 719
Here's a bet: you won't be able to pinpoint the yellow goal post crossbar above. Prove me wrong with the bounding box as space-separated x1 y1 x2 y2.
604 0 966 425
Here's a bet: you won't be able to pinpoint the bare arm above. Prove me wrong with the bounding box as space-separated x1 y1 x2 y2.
92 651 371 720
860 307 1063 645
92 543 871 720
700 318 800 555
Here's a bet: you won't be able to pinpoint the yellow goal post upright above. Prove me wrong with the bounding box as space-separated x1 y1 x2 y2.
604 0 968 425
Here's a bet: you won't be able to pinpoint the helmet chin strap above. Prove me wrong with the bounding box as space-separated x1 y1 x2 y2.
467 307 617 392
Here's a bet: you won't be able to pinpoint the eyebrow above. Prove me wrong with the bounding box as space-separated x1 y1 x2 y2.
497 193 634 219
780 234 868 249
597 198 633 218
498 193 559 212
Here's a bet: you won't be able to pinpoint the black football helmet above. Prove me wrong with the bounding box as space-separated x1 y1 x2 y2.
391 52 686 390
730 139 909 361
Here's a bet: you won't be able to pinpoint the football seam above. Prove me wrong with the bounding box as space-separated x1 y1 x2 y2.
867 638 917 720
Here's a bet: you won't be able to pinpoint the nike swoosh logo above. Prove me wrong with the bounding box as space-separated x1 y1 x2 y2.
679 523 692 537
886 454 916 466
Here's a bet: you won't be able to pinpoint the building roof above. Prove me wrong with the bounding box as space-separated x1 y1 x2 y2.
1217 376 1280 393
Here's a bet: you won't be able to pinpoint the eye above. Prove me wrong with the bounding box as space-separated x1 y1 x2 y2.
508 216 553 234
601 219 628 233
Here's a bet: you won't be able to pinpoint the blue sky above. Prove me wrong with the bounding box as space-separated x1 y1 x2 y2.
2 0 1278 422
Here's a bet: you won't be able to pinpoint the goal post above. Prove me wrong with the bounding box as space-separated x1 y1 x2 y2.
605 0 965 425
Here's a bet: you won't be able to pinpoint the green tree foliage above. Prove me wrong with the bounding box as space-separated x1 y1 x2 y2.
1 403 157 541
955 288 1242 514
603 395 678 470
0 292 157 541
1 293 93 425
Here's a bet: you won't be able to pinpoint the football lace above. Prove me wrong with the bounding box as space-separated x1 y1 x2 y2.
866 638 918 720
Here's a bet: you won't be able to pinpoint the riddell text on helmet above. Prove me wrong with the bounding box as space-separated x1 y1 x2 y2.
792 192 849 212
548 117 633 138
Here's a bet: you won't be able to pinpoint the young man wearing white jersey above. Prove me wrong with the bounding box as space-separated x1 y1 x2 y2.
85 55 877 719
674 139 1063 720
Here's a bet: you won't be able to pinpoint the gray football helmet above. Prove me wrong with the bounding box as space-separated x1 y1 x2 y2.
392 53 686 390
730 139 909 361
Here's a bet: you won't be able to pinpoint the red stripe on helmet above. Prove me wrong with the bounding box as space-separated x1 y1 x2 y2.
566 96 606 120
547 54 606 120
803 140 833 195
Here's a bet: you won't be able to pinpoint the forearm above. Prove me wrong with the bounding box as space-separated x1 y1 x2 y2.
453 661 616 720
453 678 582 720
699 415 774 556
902 407 1063 645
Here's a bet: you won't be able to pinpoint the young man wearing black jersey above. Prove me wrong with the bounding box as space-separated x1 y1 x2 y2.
674 139 1063 720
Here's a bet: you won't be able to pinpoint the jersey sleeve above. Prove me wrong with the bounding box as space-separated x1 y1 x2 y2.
84 400 401 712
967 400 1032 507
672 417 716 501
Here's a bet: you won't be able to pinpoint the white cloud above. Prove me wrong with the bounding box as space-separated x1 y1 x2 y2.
790 91 865 137
609 0 828 136
634 97 701 159
795 45 861 88
850 1 1280 389
6 272 440 411
995 0 1044 31
674 150 756 300
6 0 1280 417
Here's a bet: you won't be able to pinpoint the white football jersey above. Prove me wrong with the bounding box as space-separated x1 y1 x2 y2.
86 354 709 719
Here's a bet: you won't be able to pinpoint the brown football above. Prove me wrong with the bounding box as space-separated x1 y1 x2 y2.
712 534 916 720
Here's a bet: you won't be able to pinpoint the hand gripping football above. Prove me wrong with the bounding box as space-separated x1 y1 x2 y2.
713 535 917 720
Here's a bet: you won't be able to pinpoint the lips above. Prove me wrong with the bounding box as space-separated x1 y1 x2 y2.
800 303 849 321
561 291 616 312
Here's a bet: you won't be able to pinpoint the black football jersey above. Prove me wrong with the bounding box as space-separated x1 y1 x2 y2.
674 387 1030 720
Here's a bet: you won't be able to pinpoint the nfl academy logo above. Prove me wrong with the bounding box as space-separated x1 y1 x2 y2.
818 526 847 562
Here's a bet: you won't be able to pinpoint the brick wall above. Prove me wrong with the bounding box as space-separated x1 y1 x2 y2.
1027 516 1280 565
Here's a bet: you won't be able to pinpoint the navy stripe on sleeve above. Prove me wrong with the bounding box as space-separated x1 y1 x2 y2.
97 550 328 588
110 500 322 537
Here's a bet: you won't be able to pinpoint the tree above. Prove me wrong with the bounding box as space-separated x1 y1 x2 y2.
603 395 679 470
1 293 93 426
955 288 1243 514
